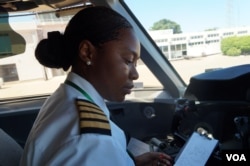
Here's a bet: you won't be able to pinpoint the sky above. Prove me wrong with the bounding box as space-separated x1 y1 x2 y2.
125 0 250 33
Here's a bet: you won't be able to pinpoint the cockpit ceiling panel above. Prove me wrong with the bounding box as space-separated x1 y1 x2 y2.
0 0 91 12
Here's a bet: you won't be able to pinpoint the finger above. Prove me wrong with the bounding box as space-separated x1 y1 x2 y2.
158 153 172 161
160 159 173 166
158 154 173 166
156 161 170 166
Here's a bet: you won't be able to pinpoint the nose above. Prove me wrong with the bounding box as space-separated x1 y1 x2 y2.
130 65 139 80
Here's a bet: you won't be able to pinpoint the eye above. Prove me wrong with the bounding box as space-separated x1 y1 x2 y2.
122 54 138 67
127 60 133 65
124 58 133 65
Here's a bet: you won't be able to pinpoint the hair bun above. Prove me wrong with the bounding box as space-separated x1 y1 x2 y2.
47 31 63 49
35 31 71 71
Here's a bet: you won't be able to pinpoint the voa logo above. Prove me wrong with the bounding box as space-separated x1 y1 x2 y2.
226 154 247 162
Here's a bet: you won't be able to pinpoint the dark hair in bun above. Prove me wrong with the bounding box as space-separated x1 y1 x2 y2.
35 6 132 71
35 31 68 70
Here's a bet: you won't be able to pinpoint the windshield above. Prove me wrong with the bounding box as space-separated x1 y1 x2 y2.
125 0 250 84
0 3 162 100
1 0 250 100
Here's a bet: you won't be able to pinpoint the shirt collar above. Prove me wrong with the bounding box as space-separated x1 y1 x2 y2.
66 72 110 116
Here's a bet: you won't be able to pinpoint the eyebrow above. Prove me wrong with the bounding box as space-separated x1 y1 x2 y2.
130 49 140 60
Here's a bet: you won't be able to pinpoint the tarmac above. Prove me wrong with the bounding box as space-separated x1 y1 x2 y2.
171 54 250 84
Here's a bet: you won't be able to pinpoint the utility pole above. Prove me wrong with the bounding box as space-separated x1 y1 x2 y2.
226 0 234 28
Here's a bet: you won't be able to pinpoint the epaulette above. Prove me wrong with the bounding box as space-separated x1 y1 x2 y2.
75 98 111 136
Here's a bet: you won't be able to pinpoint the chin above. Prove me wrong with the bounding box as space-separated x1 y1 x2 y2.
105 93 126 102
110 95 125 102
114 98 125 102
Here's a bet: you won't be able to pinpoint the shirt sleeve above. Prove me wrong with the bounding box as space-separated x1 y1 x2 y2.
46 134 135 166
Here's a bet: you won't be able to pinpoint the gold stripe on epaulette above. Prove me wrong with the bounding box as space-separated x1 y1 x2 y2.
77 100 100 110
75 99 111 136
79 112 107 121
79 121 110 130
78 106 105 116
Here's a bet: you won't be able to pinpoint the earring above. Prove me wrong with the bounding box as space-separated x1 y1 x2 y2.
86 61 91 66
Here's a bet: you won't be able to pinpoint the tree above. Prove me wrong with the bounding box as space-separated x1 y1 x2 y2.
150 19 182 34
221 36 250 56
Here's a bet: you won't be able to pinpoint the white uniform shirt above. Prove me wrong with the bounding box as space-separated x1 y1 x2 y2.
20 72 135 166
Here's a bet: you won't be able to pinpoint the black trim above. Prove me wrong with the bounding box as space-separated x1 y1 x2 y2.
80 127 111 136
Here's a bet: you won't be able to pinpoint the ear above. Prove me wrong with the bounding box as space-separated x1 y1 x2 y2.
78 40 95 63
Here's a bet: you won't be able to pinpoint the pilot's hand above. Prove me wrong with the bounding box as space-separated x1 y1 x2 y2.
134 152 173 166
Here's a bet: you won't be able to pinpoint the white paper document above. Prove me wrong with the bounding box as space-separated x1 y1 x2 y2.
174 132 218 166
127 137 151 156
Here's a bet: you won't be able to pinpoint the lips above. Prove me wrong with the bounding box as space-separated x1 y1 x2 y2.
123 84 134 94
